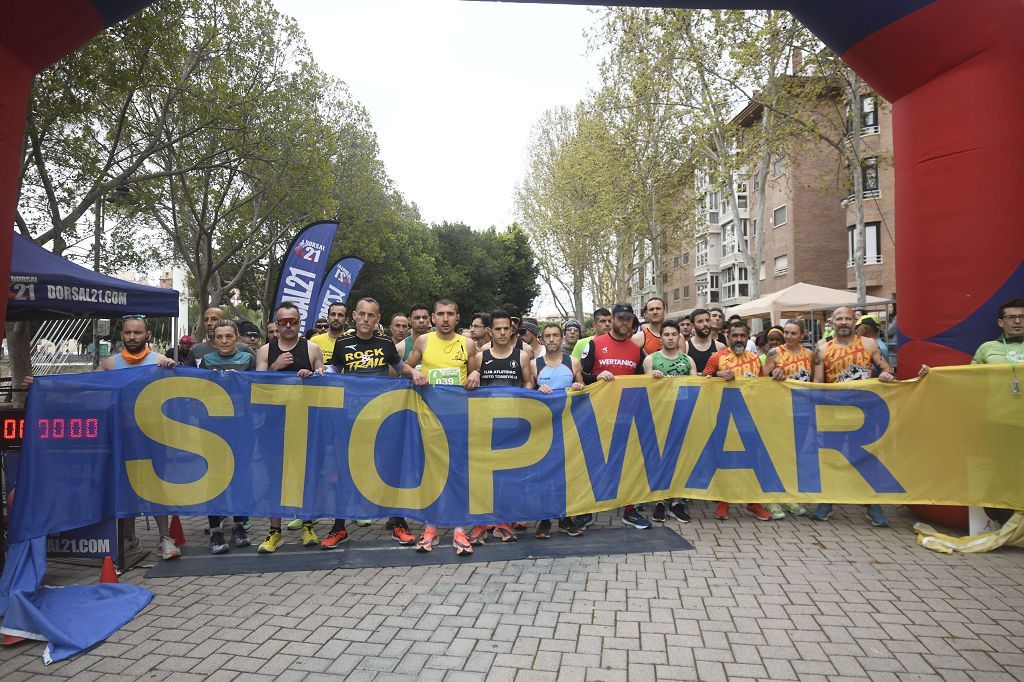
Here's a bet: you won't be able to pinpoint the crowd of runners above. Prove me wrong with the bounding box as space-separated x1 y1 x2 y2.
69 293 1024 560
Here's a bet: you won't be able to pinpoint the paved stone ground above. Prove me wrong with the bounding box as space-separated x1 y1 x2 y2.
1 505 1022 681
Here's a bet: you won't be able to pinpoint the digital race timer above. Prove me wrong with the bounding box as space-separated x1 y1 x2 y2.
1 407 26 449
0 408 102 450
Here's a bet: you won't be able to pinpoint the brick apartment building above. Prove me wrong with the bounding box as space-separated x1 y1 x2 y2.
661 91 896 320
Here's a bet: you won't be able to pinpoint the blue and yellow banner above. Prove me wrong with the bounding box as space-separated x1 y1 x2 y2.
10 364 1023 541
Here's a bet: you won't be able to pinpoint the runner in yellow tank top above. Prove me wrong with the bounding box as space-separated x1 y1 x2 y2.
403 298 481 557
811 306 897 527
764 320 817 382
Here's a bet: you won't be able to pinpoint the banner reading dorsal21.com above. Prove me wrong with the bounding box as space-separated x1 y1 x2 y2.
9 364 1023 541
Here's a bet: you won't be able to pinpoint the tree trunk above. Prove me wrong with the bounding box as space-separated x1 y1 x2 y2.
5 321 33 408
849 73 867 306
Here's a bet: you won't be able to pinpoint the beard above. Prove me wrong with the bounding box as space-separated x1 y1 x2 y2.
731 343 746 354
696 328 710 339
835 325 853 337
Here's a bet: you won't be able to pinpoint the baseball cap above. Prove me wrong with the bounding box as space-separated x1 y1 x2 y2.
611 303 635 318
562 319 582 332
856 314 880 328
520 321 539 336
178 335 195 345
236 320 261 337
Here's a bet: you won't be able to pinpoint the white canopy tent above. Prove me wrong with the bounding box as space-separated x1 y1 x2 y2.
726 282 890 323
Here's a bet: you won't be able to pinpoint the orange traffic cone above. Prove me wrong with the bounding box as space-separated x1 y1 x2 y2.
99 556 119 584
169 515 187 546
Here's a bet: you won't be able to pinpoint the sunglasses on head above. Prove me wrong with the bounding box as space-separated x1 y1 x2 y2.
276 318 300 327
122 314 146 320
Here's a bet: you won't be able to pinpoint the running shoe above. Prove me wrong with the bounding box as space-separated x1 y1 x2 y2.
301 523 319 547
867 505 889 527
622 509 652 529
209 530 229 555
783 503 807 517
747 503 773 521
667 502 691 523
231 524 250 548
242 518 253 531
453 529 473 556
512 522 529 530
321 528 349 549
558 518 585 537
535 520 552 539
492 524 518 542
578 513 595 529
160 535 181 560
392 524 416 546
714 502 730 520
653 502 667 523
468 526 490 546
416 527 439 553
764 503 787 520
354 519 374 527
286 518 304 531
257 530 283 554
810 503 833 521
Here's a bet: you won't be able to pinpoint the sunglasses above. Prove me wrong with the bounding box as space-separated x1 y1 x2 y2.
315 324 328 329
122 314 146 320
276 318 300 327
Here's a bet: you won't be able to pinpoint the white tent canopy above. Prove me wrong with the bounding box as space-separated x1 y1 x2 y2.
726 282 890 323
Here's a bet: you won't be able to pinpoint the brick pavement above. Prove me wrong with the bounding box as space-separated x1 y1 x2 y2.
1 505 1022 681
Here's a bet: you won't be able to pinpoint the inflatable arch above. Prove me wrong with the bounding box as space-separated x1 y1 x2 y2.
2 2 1022 376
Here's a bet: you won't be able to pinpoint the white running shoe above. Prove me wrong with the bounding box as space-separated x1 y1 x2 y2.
160 535 181 560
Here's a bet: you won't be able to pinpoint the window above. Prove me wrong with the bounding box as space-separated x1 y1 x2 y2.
759 261 766 281
722 266 749 300
862 157 879 196
753 172 761 192
709 274 720 302
722 221 736 256
772 204 788 227
752 218 758 238
772 156 786 178
848 222 883 266
673 255 680 269
861 96 878 133
774 254 789 276
707 191 719 224
683 285 690 299
673 287 680 301
682 251 690 266
696 238 708 267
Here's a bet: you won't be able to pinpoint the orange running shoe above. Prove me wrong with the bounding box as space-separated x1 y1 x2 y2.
320 528 349 550
492 523 518 542
392 525 416 545
416 527 439 553
468 525 489 546
714 502 730 520
746 503 773 521
512 522 529 530
453 529 473 556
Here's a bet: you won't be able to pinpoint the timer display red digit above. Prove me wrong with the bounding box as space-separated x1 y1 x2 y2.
3 418 22 440
36 418 100 440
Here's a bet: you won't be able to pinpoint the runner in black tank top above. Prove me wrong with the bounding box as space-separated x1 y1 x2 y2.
687 338 715 374
267 337 313 372
479 348 523 387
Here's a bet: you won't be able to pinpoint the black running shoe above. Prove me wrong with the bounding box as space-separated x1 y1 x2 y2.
667 502 691 523
653 502 667 523
535 520 552 539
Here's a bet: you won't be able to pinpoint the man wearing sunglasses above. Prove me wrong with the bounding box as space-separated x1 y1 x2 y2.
185 306 255 366
255 301 326 554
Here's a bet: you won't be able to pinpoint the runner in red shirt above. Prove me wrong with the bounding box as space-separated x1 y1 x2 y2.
580 303 651 530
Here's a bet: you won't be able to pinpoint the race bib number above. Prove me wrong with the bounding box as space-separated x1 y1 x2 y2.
428 367 462 385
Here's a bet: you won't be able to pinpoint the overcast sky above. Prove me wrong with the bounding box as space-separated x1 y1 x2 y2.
274 0 602 230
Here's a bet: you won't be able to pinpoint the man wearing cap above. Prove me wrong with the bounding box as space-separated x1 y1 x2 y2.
236 320 262 351
855 314 889 375
562 319 582 354
580 302 652 530
168 334 195 364
185 306 255 365
519 319 543 356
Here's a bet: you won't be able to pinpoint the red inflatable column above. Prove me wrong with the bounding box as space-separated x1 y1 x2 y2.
844 0 1024 528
